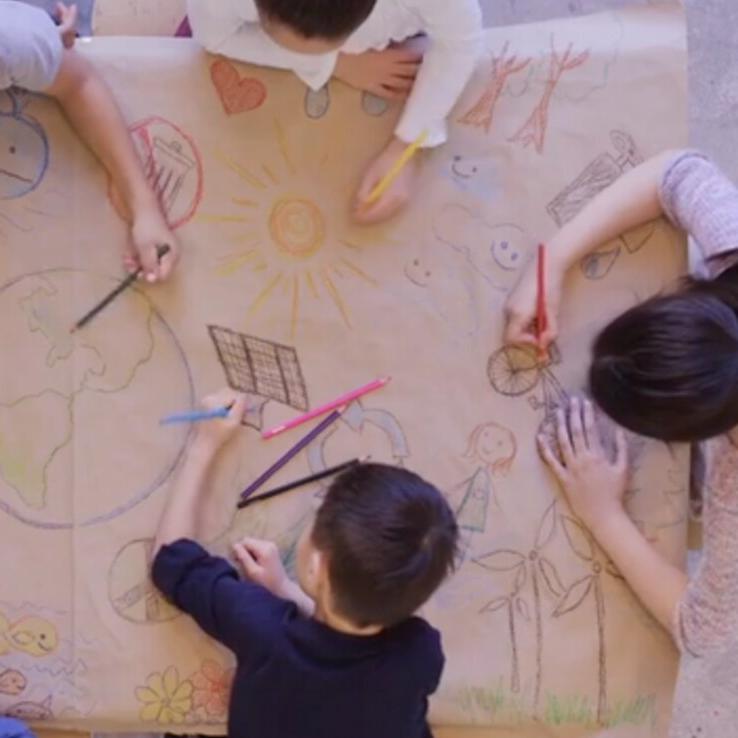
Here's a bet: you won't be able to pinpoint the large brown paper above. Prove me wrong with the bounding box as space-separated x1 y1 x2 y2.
0 5 686 735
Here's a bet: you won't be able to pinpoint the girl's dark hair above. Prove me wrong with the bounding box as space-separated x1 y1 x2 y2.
590 265 738 442
312 463 458 628
255 0 377 39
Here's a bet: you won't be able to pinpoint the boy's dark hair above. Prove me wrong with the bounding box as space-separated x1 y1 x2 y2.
590 268 738 442
312 463 458 628
255 0 377 40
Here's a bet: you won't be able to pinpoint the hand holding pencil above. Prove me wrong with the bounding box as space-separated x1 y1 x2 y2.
190 389 249 454
353 134 425 225
503 243 563 351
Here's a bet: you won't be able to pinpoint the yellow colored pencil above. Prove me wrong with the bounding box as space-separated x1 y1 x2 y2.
364 130 428 205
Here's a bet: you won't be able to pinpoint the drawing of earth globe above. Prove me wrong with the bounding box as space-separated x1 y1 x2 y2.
0 269 194 529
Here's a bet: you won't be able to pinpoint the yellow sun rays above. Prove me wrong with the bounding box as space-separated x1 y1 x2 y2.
204 120 381 337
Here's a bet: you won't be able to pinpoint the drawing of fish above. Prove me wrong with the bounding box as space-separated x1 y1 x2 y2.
5 695 53 721
0 613 58 657
0 668 26 695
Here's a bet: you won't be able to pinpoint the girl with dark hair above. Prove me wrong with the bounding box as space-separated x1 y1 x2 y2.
505 150 738 737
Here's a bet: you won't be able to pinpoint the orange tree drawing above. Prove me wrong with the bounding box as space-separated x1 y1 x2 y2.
509 39 590 154
458 42 531 134
474 500 562 709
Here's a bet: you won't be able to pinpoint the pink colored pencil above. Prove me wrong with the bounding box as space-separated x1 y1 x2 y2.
262 377 391 440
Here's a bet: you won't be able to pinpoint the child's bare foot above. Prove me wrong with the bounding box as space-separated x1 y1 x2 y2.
352 137 422 224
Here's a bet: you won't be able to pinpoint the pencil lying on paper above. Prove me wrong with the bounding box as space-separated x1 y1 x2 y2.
70 244 171 334
237 458 362 510
241 408 345 501
364 131 428 206
262 377 391 440
160 406 231 426
536 243 549 362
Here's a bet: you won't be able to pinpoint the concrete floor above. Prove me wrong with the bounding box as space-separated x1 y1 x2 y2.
479 0 738 180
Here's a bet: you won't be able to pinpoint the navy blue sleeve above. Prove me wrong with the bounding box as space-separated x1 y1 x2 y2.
421 623 445 695
152 538 291 657
403 618 445 695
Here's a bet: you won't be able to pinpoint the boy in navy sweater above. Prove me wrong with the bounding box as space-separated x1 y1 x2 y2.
152 389 459 738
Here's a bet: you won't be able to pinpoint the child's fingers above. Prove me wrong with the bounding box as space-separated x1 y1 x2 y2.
228 394 249 423
537 434 567 482
157 246 178 280
503 310 537 346
540 319 558 349
568 398 587 452
388 76 414 92
138 244 161 283
583 400 602 453
379 85 409 101
239 537 278 562
233 543 260 578
391 50 423 65
614 428 629 471
556 408 575 466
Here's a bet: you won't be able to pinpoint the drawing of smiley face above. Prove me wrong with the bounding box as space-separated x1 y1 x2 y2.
475 424 515 467
404 256 433 287
451 154 479 181
488 223 529 273
439 154 499 201
491 237 522 272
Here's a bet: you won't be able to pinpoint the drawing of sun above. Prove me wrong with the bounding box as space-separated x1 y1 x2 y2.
199 121 390 336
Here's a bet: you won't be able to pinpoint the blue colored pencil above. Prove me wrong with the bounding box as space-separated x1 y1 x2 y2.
239 408 345 502
160 406 231 425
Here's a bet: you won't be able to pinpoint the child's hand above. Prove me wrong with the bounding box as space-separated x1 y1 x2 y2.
335 47 422 100
353 137 420 224
504 256 563 349
126 208 180 282
538 397 629 533
234 538 291 597
191 389 248 454
55 3 78 49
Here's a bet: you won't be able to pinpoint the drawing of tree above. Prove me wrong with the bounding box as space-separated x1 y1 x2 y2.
474 501 563 711
553 515 622 725
458 42 532 134
509 39 590 154
474 549 527 693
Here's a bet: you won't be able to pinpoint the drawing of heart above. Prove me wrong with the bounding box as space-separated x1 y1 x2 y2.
210 60 267 115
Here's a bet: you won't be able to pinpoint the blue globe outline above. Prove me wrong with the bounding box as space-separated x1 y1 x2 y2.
0 268 195 529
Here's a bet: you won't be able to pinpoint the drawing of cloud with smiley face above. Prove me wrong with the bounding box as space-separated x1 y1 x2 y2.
432 203 535 293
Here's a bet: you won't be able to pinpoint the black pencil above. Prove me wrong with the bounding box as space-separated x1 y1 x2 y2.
237 458 361 510
70 244 171 333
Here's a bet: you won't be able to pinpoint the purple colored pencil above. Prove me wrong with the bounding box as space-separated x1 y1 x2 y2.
240 408 344 501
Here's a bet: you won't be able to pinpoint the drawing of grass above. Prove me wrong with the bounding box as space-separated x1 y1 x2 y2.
545 693 655 728
455 680 529 725
456 683 654 728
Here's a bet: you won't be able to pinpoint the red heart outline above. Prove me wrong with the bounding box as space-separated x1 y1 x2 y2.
210 59 267 115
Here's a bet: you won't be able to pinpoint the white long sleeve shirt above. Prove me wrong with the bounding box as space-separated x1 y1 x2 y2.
187 0 483 146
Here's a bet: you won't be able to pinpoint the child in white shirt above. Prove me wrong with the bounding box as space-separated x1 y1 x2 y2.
187 0 483 224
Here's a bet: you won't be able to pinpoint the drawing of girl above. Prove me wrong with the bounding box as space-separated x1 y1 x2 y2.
452 422 517 560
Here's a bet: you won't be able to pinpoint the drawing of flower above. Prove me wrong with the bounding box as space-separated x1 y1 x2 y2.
135 666 193 724
192 660 234 718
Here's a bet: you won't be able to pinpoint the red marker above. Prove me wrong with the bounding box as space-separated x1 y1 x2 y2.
536 243 549 362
